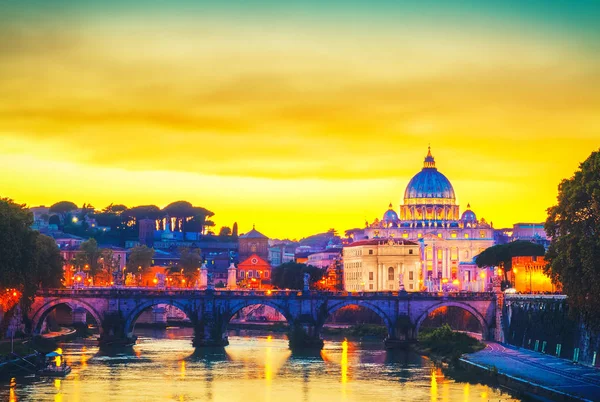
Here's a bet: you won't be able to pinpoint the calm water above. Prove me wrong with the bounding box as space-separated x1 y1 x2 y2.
3 328 520 402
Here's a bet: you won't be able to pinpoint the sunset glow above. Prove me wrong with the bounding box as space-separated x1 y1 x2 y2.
1 1 599 238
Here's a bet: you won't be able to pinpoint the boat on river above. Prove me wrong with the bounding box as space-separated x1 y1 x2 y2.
39 351 71 377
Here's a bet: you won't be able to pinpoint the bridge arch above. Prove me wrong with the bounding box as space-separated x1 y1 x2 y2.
414 301 488 340
225 300 293 325
30 298 103 335
323 300 394 334
124 300 195 335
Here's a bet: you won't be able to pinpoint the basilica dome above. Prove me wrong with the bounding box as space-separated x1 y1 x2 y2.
382 203 399 225
461 204 477 222
403 148 456 204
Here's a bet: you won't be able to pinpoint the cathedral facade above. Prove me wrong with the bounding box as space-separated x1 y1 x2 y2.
352 148 494 291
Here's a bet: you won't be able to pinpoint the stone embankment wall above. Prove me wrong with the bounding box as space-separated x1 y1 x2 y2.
503 295 600 366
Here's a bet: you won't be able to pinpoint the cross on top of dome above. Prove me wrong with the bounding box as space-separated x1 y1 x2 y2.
423 146 436 169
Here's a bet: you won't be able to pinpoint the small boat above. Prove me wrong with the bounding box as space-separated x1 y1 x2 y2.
39 351 71 377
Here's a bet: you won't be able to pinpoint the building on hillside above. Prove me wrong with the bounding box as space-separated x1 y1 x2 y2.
343 239 420 292
238 226 269 262
511 256 559 293
268 243 295 267
350 148 495 291
306 249 342 269
237 254 271 288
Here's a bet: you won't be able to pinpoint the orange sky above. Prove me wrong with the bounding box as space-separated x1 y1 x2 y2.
1 7 599 239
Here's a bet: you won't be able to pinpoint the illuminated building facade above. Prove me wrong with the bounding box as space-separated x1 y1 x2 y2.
355 148 495 291
511 256 560 293
342 239 420 292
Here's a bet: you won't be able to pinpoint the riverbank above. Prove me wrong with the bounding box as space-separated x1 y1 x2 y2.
460 342 600 401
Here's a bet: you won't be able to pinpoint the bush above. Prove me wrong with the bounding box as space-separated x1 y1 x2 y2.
418 324 484 361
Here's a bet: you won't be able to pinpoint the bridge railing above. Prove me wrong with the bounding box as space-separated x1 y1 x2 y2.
36 287 497 300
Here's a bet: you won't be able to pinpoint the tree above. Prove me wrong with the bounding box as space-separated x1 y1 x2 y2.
33 234 64 289
79 238 102 278
218 226 232 237
172 247 202 280
49 201 78 223
545 149 600 329
271 262 325 290
126 245 155 273
232 222 239 239
476 241 545 284
0 198 64 311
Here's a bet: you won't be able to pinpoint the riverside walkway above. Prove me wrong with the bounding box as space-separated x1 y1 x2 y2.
461 342 600 401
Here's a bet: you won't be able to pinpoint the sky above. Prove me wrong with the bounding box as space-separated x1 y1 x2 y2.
0 0 599 239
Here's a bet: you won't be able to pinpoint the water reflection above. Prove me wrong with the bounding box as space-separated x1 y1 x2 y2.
0 328 521 402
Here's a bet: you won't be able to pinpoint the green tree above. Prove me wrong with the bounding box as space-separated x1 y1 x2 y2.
33 234 64 289
545 149 600 329
176 247 202 276
218 226 232 237
79 238 102 278
49 201 78 223
0 199 64 310
475 241 545 284
126 245 155 273
271 262 324 290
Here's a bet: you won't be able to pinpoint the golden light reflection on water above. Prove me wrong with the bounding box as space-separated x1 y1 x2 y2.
180 360 186 379
1 332 522 402
80 346 88 369
341 339 349 384
9 377 16 402
430 367 438 402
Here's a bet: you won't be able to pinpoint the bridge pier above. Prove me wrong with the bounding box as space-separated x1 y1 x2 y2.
192 306 229 348
72 307 89 335
98 311 137 348
289 320 324 351
384 315 417 348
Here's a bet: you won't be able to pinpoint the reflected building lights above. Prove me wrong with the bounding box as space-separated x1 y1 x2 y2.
180 360 186 379
430 367 438 402
341 339 349 385
9 377 16 402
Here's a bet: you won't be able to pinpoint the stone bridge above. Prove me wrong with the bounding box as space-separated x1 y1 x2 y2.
28 288 503 349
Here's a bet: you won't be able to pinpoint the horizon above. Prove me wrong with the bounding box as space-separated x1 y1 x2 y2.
1 0 599 238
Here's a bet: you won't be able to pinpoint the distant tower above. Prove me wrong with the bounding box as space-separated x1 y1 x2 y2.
139 218 155 246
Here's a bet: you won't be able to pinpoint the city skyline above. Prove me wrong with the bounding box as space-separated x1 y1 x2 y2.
1 1 599 238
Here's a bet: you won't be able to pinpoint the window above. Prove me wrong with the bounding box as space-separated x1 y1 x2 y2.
417 233 422 238
480 230 486 238
402 233 409 239
409 249 414 254
369 272 374 280
437 233 442 238
426 247 433 260
409 271 414 280
264 271 269 278
389 283 393 290
409 283 414 290
248 271 253 278
239 271 245 278
369 284 374 290
437 249 443 260
464 233 469 239
451 232 457 238
451 248 458 261
368 249 373 255
388 267 394 280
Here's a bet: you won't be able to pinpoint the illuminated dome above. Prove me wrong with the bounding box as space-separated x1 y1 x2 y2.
382 203 399 226
461 204 477 222
403 147 456 204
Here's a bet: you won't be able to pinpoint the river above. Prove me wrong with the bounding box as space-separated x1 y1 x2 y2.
2 328 520 401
